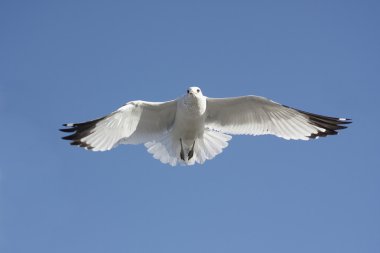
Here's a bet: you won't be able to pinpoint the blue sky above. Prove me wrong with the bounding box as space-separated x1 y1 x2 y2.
1 0 379 252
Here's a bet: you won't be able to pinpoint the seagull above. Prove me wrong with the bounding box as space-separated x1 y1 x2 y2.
60 87 351 166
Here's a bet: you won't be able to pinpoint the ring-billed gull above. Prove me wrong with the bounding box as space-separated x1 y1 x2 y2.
60 87 351 166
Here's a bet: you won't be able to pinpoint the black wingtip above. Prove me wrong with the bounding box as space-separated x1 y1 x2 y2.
285 107 352 139
60 116 106 149
339 119 352 124
62 134 75 140
59 128 75 133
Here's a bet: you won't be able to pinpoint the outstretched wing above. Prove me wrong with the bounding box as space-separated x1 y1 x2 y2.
206 96 351 140
60 100 177 151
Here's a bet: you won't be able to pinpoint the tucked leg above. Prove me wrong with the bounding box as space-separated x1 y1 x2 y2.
188 140 195 160
180 138 185 161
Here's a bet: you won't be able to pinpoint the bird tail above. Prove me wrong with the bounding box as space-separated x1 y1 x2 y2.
145 130 231 166
193 130 231 165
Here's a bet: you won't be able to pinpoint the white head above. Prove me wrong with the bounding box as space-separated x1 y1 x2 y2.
186 86 203 97
183 86 206 114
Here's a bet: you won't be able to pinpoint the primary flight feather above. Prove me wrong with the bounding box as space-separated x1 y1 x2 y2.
60 87 351 166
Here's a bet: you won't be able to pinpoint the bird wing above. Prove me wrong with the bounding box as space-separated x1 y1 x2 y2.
60 100 177 151
205 96 351 140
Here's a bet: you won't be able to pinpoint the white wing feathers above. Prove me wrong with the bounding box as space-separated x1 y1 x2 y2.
61 100 177 151
206 96 351 140
61 94 351 166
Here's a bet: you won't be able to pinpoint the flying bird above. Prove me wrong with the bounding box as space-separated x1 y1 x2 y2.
60 87 351 166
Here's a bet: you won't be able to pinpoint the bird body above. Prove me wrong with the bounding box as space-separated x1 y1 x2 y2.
61 87 351 166
173 88 206 142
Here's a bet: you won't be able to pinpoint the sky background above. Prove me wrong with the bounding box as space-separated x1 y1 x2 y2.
1 0 379 252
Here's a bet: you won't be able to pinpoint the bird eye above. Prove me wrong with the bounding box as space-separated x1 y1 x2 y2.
197 89 200 93
187 90 190 94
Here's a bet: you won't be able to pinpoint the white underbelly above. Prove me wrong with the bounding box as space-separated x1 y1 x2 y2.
172 116 204 146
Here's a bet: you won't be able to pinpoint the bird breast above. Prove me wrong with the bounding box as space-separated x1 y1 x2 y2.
181 96 207 116
172 96 207 140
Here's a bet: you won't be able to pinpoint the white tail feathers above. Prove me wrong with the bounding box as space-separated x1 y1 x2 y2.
145 130 232 166
193 130 231 165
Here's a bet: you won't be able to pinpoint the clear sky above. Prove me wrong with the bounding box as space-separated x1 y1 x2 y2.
1 1 379 252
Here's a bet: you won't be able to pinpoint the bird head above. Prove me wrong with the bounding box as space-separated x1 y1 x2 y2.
186 87 203 97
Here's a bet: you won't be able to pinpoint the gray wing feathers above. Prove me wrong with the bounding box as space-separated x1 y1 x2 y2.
206 96 351 140
61 100 177 151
